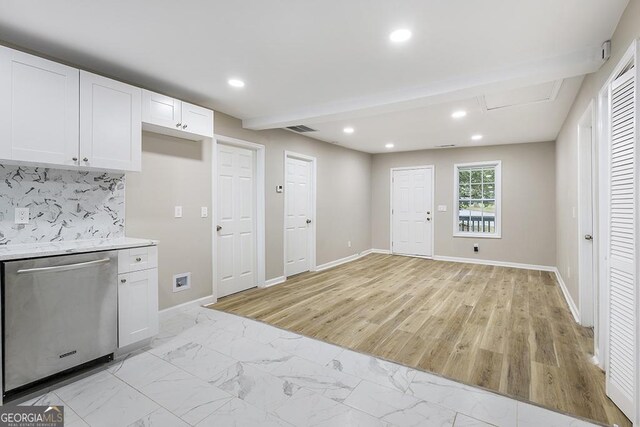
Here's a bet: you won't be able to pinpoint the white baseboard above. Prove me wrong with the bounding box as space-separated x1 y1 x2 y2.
314 249 373 272
370 248 391 254
159 294 217 321
433 255 555 272
553 267 580 323
264 276 286 288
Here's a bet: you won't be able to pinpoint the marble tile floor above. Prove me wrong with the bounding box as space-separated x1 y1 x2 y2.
16 305 600 427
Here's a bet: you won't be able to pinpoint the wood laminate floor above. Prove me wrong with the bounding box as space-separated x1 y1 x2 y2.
210 254 630 426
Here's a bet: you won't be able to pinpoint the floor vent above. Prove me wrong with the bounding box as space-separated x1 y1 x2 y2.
286 125 317 133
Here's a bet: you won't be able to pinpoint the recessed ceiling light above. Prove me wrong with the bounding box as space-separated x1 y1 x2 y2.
343 127 355 134
451 110 467 119
389 29 412 43
471 134 483 141
228 78 245 88
385 143 395 149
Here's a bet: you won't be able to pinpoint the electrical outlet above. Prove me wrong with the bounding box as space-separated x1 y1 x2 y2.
174 206 183 218
348 241 352 248
201 207 208 218
14 207 29 224
473 243 479 253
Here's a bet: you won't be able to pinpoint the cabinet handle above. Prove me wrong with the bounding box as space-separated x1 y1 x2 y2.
72 157 78 162
176 123 182 128
182 124 188 129
136 257 142 262
121 278 127 283
83 157 89 162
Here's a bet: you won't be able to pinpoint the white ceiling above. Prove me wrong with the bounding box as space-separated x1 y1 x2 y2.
0 0 628 153
309 76 585 153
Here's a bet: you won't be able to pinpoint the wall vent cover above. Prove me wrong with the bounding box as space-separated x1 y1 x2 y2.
286 125 317 133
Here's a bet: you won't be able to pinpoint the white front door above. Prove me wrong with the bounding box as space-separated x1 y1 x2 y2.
285 156 314 277
217 144 256 297
392 167 434 257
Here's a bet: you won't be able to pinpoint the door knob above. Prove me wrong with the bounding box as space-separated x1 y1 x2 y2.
72 157 78 162
182 124 188 129
427 218 431 221
585 234 593 241
176 123 182 128
83 157 89 162
306 219 312 224
120 279 126 283
217 225 222 231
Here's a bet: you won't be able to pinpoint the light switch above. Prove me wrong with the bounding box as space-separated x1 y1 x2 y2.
201 207 208 218
437 205 447 212
174 206 183 218
15 207 29 224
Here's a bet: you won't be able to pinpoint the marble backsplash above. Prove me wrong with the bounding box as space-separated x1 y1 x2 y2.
0 165 125 245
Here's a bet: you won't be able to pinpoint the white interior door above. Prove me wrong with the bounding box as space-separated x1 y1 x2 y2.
392 167 434 257
217 144 256 297
605 61 638 421
285 156 314 277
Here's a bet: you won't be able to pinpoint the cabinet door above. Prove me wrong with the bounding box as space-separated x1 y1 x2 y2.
141 90 182 130
80 71 142 171
181 101 214 138
118 268 158 348
0 46 79 166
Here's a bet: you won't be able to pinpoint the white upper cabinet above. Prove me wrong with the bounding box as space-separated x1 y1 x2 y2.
181 101 214 138
142 89 182 129
141 90 214 139
0 46 79 166
80 71 142 171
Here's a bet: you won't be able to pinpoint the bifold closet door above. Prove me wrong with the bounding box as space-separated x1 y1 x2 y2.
606 56 638 422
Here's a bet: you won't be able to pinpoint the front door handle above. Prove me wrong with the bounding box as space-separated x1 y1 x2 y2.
217 225 222 231
427 218 431 222
585 234 593 241
306 219 312 224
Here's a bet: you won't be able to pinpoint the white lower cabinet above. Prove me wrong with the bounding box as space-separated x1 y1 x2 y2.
117 247 158 348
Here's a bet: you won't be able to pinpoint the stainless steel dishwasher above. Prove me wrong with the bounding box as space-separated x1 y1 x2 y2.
2 251 118 396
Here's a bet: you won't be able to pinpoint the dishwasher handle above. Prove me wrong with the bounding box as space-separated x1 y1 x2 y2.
16 258 111 274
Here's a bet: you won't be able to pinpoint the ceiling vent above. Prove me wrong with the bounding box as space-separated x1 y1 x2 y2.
286 125 317 133
478 80 563 112
435 144 456 148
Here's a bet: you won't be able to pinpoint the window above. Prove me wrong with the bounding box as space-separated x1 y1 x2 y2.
454 161 501 238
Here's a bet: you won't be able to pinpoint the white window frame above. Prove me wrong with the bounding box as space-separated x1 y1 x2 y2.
453 160 502 239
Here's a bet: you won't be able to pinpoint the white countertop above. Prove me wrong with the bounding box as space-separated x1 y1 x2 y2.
0 237 158 261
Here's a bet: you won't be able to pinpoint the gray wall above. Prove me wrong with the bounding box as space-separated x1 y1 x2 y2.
214 113 373 280
555 0 639 305
126 132 213 310
371 141 556 267
127 114 373 309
